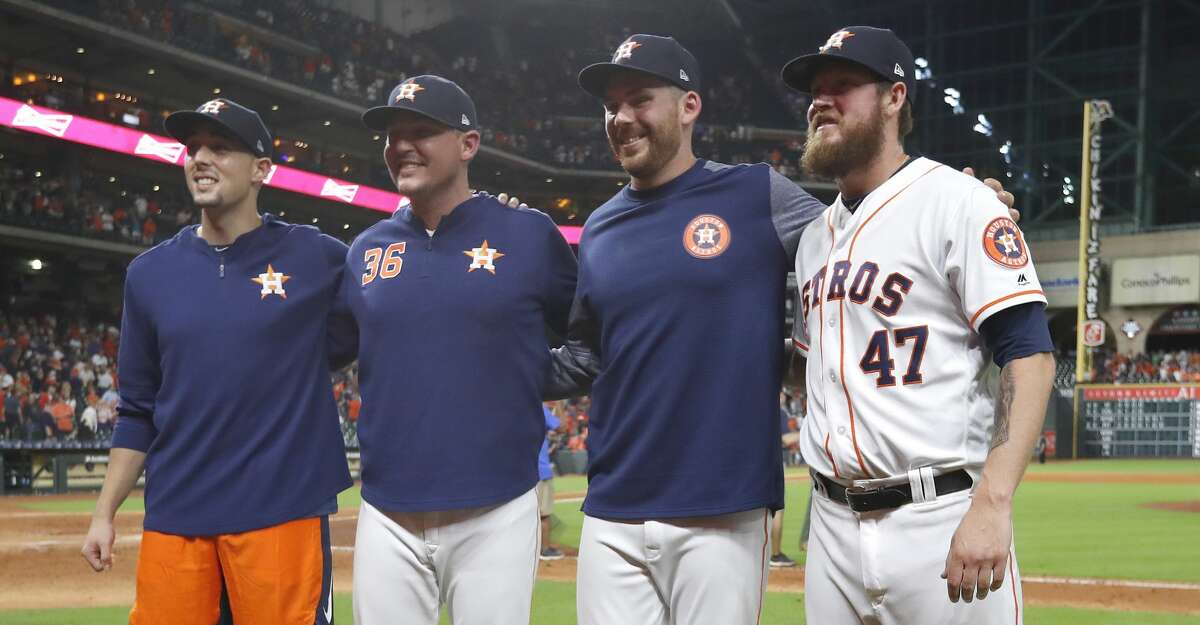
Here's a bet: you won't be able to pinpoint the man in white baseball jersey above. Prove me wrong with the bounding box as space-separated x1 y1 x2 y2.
780 26 1056 624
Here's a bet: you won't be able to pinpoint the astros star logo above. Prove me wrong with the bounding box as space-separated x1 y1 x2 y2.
613 40 642 61
820 30 855 53
198 99 228 115
395 82 424 102
252 264 290 299
464 240 505 274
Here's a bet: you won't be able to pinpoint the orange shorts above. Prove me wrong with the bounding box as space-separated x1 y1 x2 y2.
130 516 333 625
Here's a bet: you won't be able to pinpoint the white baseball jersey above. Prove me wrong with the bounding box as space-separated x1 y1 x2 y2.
794 157 1046 482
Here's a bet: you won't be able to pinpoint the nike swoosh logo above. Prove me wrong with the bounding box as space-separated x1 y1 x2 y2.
323 582 333 622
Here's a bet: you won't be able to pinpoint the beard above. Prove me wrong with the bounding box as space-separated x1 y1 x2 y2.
609 117 682 180
801 103 886 180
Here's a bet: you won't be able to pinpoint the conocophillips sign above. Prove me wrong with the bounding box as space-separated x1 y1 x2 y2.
1110 255 1200 306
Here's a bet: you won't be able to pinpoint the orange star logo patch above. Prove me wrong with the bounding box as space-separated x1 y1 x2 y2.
252 264 291 299
463 240 505 274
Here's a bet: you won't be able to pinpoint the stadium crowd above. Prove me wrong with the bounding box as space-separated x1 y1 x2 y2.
40 0 808 177
0 313 120 442
1089 349 1200 384
0 158 197 248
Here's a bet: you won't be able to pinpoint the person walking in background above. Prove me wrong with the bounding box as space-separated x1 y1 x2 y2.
539 402 565 561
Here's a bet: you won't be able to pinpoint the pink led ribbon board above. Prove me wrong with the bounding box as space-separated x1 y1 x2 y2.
0 96 583 244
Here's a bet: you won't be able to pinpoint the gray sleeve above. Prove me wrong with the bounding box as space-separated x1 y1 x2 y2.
768 168 827 264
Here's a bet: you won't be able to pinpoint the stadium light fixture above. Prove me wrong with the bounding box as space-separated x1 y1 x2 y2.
312 218 319 224
343 224 350 230
34 170 42 177
323 120 332 126
545 178 553 183
108 176 116 183
279 211 286 217
76 47 85 54
271 105 279 111
153 185 160 191
212 88 221 94
29 259 44 271
147 68 156 76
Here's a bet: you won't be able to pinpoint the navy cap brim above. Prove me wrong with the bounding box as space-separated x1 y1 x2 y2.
781 53 890 93
163 111 262 156
578 62 692 99
362 104 458 132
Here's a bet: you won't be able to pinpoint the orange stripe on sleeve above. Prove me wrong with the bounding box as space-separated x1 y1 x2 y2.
969 290 1045 328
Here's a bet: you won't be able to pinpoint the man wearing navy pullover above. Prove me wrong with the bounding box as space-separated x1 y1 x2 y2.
80 99 353 625
347 76 577 625
547 35 1020 625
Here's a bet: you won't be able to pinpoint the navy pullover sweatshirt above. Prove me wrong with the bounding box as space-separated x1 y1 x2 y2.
345 196 577 512
548 160 825 519
114 214 354 535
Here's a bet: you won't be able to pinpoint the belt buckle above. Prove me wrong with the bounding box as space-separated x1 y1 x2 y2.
844 485 878 512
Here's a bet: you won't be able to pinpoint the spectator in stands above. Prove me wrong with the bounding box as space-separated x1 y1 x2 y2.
48 387 74 440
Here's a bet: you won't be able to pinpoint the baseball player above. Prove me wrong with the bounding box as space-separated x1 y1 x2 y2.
780 26 1056 624
347 75 577 625
544 34 1023 625
80 99 355 625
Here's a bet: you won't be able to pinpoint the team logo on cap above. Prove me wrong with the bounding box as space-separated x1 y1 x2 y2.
683 214 731 259
395 82 425 102
252 264 290 299
982 217 1029 268
613 40 642 61
820 30 855 53
198 100 227 115
464 240 505 274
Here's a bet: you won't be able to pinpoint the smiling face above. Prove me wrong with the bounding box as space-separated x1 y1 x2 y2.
801 61 896 179
182 126 270 211
383 111 478 199
602 72 695 181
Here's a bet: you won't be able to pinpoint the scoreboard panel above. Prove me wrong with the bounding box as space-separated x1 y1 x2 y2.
1079 385 1200 458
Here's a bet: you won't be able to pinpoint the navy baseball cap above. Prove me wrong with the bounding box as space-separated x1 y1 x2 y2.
362 75 478 132
781 26 916 103
164 98 273 158
578 34 701 99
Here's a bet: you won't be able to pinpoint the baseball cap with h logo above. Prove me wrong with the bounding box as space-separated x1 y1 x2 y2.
780 26 917 103
164 98 273 158
362 75 479 132
578 34 702 99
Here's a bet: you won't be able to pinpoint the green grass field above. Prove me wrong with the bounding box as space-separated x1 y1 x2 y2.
4 583 1198 625
6 459 1197 624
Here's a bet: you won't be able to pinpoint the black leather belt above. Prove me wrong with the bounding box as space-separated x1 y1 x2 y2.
811 469 973 513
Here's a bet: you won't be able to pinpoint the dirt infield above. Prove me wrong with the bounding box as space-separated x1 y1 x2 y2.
2 475 1199 614
1143 500 1200 513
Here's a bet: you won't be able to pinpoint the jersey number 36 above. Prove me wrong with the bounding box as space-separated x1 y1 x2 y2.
361 242 406 285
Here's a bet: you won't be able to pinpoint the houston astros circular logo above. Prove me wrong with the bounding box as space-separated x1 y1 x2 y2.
683 214 731 259
982 217 1029 268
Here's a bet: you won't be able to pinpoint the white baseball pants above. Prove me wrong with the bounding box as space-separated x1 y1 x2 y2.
806 486 1023 625
576 507 772 625
353 489 540 625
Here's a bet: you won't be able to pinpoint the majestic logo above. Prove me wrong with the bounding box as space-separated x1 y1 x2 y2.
820 30 855 53
252 264 290 299
464 240 505 274
198 99 227 115
320 179 359 203
394 82 424 102
683 214 731 259
12 105 73 137
1017 273 1030 286
613 40 642 61
135 134 186 163
982 217 1029 268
